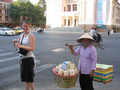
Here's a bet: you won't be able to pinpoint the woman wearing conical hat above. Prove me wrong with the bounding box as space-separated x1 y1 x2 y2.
67 33 97 90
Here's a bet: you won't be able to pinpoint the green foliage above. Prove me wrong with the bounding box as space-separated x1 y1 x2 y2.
8 0 46 25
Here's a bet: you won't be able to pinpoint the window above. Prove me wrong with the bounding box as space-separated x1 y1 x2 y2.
67 5 71 11
0 3 2 6
67 0 71 3
64 0 67 3
1 0 4 1
5 8 8 16
64 7 67 11
5 16 8 21
64 19 66 26
0 3 3 8
68 19 70 26
0 16 2 21
73 4 77 11
67 0 75 3
66 0 76 3
0 9 2 15
74 19 76 26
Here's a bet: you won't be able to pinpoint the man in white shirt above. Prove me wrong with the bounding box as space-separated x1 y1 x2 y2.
89 26 97 37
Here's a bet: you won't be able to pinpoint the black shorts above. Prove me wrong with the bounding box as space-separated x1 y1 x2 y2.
20 57 35 82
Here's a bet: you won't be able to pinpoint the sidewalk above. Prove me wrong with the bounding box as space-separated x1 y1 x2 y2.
8 79 119 90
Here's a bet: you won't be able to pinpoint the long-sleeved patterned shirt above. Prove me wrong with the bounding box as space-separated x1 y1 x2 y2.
74 45 97 74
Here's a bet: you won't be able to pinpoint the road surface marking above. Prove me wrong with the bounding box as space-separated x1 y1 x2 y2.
0 60 40 73
0 63 55 74
51 48 64 52
0 63 56 86
0 49 3 52
0 52 15 57
0 56 20 62
36 64 56 72
0 64 18 73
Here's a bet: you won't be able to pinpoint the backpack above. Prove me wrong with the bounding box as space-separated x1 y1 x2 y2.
93 33 101 43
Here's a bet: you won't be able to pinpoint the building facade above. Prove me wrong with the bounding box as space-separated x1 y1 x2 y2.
0 0 12 24
112 0 120 26
46 0 120 29
0 0 12 3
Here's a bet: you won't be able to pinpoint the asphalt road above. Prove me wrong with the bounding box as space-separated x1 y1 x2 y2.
0 31 120 90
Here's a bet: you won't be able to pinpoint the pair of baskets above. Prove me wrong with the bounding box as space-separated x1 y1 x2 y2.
52 67 78 88
52 44 79 88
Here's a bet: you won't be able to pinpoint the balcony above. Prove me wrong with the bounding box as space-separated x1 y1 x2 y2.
64 0 78 4
64 4 78 12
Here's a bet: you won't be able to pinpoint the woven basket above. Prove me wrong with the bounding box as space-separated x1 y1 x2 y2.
52 68 78 88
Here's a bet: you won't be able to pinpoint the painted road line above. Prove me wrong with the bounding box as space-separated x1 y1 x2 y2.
51 48 65 52
0 49 3 52
0 52 15 57
0 64 18 74
36 64 56 73
0 56 20 62
0 60 40 74
0 64 56 87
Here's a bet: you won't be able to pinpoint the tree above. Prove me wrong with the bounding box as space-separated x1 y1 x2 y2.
8 0 46 26
36 0 46 26
8 1 21 24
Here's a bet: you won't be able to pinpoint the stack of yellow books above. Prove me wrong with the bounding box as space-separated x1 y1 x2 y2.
94 64 113 84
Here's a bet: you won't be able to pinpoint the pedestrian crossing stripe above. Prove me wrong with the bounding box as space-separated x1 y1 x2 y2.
0 64 18 74
0 60 40 74
0 52 15 57
0 56 20 62
0 49 3 52
36 64 56 73
0 49 56 86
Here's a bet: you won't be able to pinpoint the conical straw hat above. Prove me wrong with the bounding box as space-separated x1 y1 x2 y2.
77 33 95 43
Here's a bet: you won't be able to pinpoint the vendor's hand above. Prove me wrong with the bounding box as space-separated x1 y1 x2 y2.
65 43 73 48
90 70 95 77
68 45 73 49
65 43 75 55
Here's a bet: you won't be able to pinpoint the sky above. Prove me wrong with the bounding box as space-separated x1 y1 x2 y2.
30 0 39 4
118 0 120 4
13 0 39 4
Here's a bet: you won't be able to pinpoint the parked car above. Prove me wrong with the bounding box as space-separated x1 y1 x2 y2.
0 27 15 36
0 28 5 35
36 27 44 33
13 27 24 35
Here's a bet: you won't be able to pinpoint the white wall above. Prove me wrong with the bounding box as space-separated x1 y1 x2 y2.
106 0 113 25
46 0 62 28
46 0 113 28
78 0 85 25
86 0 95 24
78 0 95 25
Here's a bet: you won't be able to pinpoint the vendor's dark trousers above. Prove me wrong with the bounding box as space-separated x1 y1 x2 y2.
79 73 94 90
